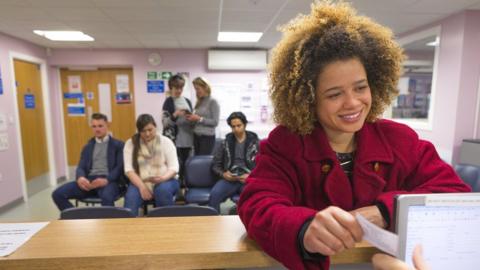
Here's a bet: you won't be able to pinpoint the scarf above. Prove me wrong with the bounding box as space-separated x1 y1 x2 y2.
137 134 166 191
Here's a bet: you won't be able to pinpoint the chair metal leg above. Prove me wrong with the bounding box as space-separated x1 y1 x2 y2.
143 203 148 215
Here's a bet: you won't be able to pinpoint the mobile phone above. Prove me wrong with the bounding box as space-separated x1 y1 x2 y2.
183 110 192 115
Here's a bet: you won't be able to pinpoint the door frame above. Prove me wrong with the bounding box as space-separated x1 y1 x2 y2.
55 68 70 181
9 51 57 201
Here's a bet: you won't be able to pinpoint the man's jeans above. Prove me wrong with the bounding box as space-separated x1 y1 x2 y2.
124 178 179 216
208 179 244 213
51 176 120 211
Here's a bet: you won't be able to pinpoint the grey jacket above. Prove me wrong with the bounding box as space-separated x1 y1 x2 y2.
193 96 220 136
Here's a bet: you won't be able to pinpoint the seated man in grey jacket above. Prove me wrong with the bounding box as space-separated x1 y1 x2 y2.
209 112 259 213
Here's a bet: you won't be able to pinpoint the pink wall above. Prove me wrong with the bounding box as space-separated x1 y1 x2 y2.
414 12 466 161
411 10 480 163
452 10 480 161
47 48 268 178
0 33 48 207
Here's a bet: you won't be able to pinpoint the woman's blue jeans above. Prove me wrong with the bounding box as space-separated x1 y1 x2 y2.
124 178 179 216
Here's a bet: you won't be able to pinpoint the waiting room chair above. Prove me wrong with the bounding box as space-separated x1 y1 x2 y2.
184 155 217 205
147 205 218 217
454 163 480 192
74 178 128 207
212 138 223 155
60 206 135 219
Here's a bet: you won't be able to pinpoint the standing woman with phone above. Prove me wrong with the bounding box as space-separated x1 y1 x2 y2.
162 74 194 183
186 77 220 155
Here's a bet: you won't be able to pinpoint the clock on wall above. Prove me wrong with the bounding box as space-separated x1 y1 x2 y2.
148 52 162 66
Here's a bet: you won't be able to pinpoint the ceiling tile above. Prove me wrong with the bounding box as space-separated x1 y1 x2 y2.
25 0 95 8
223 0 284 11
45 7 110 21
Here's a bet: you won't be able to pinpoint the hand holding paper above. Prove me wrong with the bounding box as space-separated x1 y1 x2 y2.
356 213 398 256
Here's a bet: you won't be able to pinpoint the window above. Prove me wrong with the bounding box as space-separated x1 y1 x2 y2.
385 27 440 130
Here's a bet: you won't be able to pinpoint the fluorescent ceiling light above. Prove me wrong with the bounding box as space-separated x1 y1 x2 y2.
218 32 263 42
426 37 439 47
33 30 94 41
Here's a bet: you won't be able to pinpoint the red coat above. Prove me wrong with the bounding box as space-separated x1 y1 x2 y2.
238 119 470 270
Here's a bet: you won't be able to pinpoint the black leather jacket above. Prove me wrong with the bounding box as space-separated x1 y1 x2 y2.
212 131 259 178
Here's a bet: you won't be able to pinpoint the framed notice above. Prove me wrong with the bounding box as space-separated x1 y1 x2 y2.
24 94 35 109
68 75 82 93
147 80 164 93
67 103 85 116
116 74 129 93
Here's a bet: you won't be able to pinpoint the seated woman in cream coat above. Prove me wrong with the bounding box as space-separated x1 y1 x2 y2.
123 114 179 216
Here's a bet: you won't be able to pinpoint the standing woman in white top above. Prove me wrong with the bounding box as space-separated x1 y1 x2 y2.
123 114 179 216
162 74 194 185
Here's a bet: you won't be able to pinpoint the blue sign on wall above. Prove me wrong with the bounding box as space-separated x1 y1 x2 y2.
147 80 164 93
67 104 85 116
24 94 35 109
63 93 84 99
0 67 3 95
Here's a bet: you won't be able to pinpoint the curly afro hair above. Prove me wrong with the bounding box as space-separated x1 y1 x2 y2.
269 0 405 135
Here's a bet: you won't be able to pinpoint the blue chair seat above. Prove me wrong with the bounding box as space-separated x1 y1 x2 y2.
454 163 480 191
185 188 212 205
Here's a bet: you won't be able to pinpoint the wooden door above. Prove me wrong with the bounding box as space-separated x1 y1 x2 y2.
60 68 136 166
14 59 49 181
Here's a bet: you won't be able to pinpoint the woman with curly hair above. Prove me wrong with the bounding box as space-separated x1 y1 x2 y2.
237 1 470 269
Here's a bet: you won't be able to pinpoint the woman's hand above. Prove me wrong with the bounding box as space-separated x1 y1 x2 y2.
303 206 363 256
173 109 185 118
186 113 201 122
139 185 153 201
372 245 429 270
148 176 165 184
350 205 386 228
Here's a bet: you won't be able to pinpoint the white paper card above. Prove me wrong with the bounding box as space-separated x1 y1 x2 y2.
98 83 112 121
116 74 129 93
0 222 49 257
68 75 82 93
356 213 398 256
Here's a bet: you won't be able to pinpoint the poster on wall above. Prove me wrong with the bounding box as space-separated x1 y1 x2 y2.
116 74 129 93
0 67 3 95
98 83 112 121
67 103 85 116
147 80 164 93
116 93 132 104
24 94 35 109
145 71 191 95
68 75 82 93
